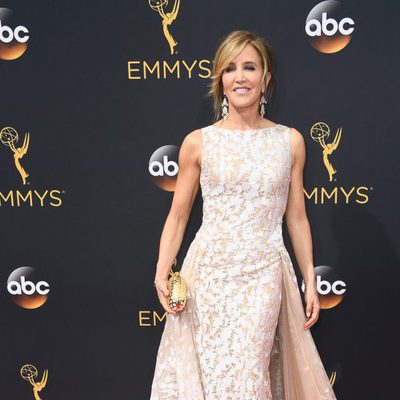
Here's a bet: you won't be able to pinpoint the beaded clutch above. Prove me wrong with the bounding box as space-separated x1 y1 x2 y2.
167 258 187 312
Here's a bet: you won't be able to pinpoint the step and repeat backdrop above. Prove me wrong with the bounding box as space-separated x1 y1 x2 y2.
1 0 399 399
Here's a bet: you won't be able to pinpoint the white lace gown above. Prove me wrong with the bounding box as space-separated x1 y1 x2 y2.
150 124 337 400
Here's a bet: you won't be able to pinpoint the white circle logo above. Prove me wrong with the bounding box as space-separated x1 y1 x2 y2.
305 1 354 53
7 266 50 309
0 8 29 60
301 265 346 309
148 145 180 191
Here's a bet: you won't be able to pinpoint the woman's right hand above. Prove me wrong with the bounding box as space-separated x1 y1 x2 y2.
154 277 176 314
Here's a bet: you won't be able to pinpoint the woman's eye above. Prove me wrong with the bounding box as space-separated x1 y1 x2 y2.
225 65 255 72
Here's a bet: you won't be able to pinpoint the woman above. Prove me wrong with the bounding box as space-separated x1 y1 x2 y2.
151 30 336 399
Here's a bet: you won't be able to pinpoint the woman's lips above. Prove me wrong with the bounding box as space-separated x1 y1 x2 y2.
233 87 251 94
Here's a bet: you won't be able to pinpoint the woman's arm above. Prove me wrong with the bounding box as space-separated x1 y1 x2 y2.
284 127 320 330
154 129 202 313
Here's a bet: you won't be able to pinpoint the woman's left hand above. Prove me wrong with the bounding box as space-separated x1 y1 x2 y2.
304 285 320 330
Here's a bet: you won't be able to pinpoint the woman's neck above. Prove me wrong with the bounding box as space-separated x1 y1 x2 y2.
218 104 267 129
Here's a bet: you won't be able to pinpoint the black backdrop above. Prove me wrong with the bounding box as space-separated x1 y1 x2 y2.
1 0 399 398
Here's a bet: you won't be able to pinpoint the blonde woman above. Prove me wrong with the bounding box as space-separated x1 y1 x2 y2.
151 30 336 399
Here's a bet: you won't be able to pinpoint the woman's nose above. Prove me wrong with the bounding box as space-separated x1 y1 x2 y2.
235 68 245 82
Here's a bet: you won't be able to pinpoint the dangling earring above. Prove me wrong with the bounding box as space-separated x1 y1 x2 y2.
260 93 267 118
221 94 229 120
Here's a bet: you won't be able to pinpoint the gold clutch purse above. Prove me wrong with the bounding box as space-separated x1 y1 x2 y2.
167 258 187 312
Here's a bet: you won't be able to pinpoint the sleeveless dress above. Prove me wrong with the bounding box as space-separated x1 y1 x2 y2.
150 123 337 400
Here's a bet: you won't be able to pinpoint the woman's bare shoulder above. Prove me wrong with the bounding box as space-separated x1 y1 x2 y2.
288 127 305 146
286 127 306 166
182 128 202 147
180 129 202 167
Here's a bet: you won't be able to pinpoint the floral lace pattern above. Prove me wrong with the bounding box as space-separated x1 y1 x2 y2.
150 124 336 400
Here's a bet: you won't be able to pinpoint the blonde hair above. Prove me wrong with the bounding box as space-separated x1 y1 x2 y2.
208 30 274 121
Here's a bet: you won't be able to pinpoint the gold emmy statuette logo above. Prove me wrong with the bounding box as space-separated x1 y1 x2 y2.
148 0 180 55
310 122 342 182
0 126 30 184
20 364 48 400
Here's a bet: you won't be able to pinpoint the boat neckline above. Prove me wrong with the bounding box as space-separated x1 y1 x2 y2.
210 123 281 132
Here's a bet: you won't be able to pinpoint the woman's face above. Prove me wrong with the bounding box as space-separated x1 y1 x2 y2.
221 43 270 114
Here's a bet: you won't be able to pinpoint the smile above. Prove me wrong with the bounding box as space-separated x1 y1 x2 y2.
233 87 251 93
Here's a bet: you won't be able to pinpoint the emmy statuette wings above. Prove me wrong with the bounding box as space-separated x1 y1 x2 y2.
167 258 187 312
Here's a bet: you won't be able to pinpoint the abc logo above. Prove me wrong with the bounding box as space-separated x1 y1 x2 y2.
148 145 179 191
301 265 346 309
7 267 50 309
305 1 354 53
0 8 29 60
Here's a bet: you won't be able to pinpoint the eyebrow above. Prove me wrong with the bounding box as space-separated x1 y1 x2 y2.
227 60 257 65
